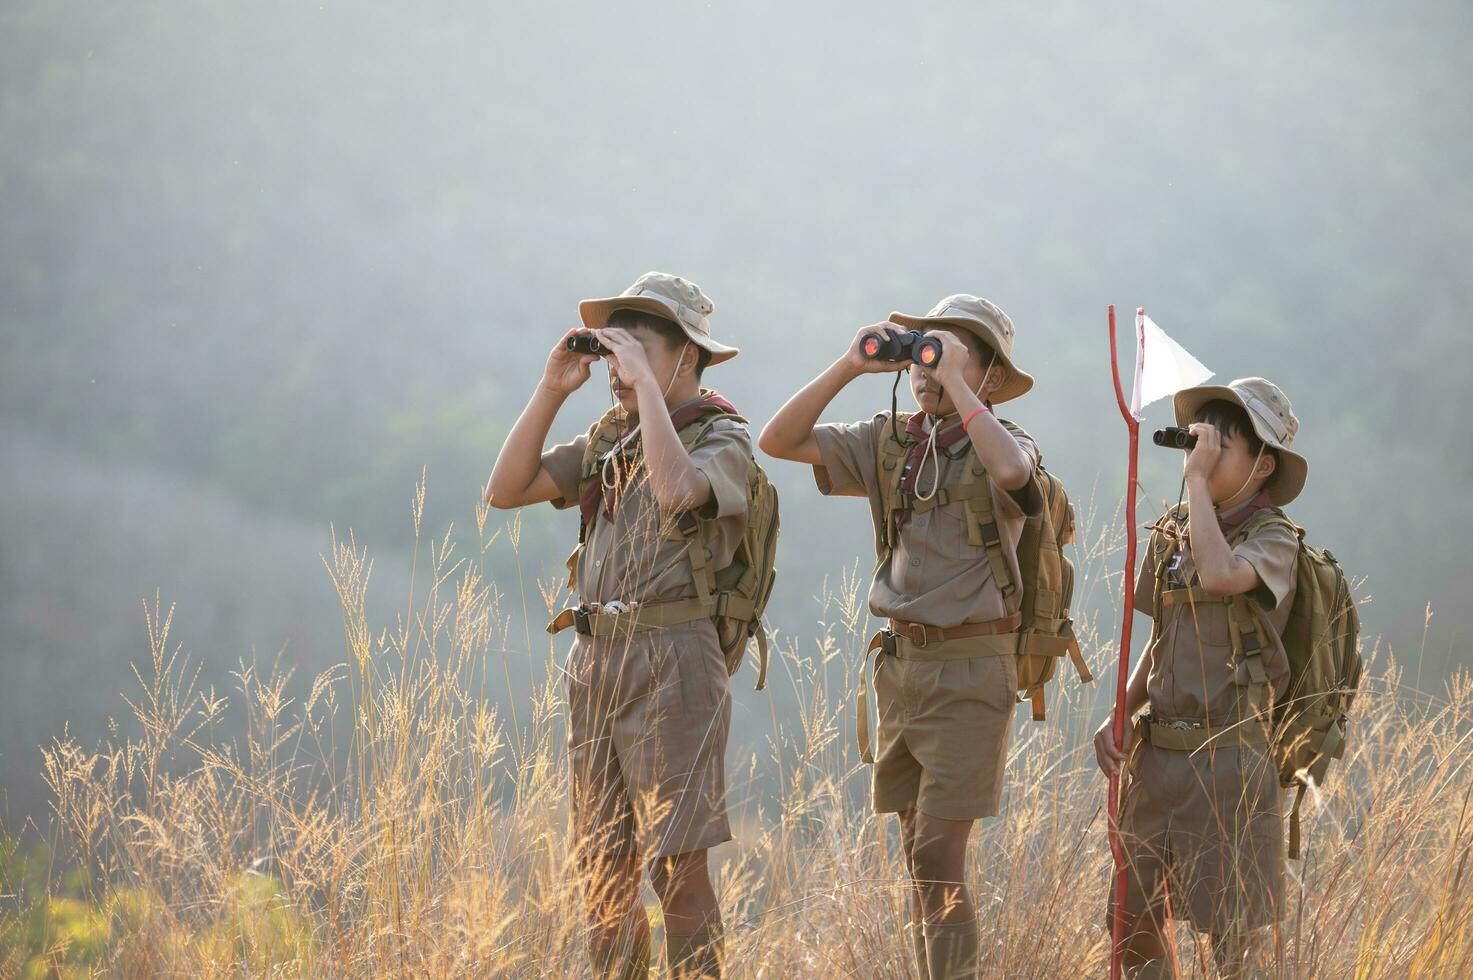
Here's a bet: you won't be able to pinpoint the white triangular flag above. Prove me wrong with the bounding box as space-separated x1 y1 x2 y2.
1131 310 1212 417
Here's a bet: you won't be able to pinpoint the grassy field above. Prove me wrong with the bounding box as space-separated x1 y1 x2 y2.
3 477 1471 978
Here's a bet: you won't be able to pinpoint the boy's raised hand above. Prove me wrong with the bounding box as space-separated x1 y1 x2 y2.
846 322 913 374
1183 422 1222 482
542 329 600 396
594 327 657 391
923 329 976 392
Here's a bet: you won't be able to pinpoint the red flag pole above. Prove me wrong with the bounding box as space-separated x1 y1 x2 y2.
1106 305 1142 980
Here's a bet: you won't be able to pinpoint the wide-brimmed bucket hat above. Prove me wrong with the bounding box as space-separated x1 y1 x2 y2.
888 294 1033 402
1174 376 1307 505
578 271 738 365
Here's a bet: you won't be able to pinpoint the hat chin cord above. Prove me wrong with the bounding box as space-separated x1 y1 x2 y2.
600 342 692 492
913 353 995 504
1215 442 1267 513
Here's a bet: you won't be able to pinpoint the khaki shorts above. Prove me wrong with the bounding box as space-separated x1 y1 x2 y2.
565 618 732 862
1110 735 1284 934
870 634 1018 821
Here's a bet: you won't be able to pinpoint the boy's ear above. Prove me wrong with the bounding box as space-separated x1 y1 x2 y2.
1256 450 1278 480
985 361 1007 392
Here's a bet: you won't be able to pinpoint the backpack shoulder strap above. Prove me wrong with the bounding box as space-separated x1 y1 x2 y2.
873 412 914 559
1222 505 1298 713
1148 507 1188 637
959 457 1017 600
564 408 628 590
667 401 753 613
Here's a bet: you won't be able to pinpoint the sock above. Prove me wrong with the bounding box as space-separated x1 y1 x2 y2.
666 922 723 979
589 923 651 980
923 918 978 980
906 919 931 979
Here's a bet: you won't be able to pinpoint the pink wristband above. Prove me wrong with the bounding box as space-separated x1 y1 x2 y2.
963 404 991 428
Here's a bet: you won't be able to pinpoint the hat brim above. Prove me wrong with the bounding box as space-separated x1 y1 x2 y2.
887 313 1034 403
1173 385 1307 506
578 296 739 365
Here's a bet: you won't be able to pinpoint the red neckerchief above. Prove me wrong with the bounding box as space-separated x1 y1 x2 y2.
1152 489 1273 549
578 393 739 525
892 412 972 534
1217 490 1273 533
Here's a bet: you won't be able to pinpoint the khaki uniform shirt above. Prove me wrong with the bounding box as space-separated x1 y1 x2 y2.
1133 497 1300 722
811 412 1042 628
542 398 752 606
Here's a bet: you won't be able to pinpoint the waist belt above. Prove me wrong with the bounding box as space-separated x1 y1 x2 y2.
885 611 1022 650
1137 712 1270 752
547 598 710 637
857 613 1022 764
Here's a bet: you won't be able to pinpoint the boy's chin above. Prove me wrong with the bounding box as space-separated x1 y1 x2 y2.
913 391 951 415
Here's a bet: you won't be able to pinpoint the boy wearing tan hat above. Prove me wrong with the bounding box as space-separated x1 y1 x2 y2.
487 272 751 979
1093 377 1308 980
760 294 1042 980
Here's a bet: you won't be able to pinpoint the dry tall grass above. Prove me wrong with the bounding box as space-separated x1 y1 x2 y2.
4 473 1472 978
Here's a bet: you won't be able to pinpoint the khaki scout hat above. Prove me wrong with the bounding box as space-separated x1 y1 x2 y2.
888 294 1034 403
578 271 739 365
1174 376 1307 506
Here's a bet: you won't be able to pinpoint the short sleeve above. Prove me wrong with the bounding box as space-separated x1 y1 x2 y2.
540 432 589 511
811 415 884 497
689 420 752 520
990 425 1044 520
1133 529 1162 617
1233 518 1300 612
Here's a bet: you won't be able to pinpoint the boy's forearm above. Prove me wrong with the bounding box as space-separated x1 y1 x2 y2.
759 357 857 460
486 383 566 505
633 377 710 510
1185 476 1259 595
947 382 1032 489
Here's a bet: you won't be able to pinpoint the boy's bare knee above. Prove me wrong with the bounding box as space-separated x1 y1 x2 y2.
649 851 709 904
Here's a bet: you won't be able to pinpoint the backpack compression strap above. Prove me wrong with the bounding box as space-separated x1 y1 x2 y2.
872 416 1016 599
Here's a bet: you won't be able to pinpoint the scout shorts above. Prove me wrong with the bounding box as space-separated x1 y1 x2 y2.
1111 736 1285 934
871 644 1018 821
565 618 732 862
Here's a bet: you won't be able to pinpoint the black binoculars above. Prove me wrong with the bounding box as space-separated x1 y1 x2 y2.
860 328 942 367
566 332 610 356
1153 426 1198 450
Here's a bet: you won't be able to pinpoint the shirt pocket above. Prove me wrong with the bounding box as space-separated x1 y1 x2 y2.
935 502 985 561
1169 600 1232 649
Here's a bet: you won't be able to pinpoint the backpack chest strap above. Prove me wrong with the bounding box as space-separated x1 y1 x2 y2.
1153 528 1273 708
877 454 1016 599
1159 586 1230 607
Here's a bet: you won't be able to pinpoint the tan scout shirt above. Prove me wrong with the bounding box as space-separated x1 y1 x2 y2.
541 399 752 607
812 412 1043 628
1133 498 1299 724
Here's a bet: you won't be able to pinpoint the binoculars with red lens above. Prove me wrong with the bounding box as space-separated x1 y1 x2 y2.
860 328 943 367
566 332 610 356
